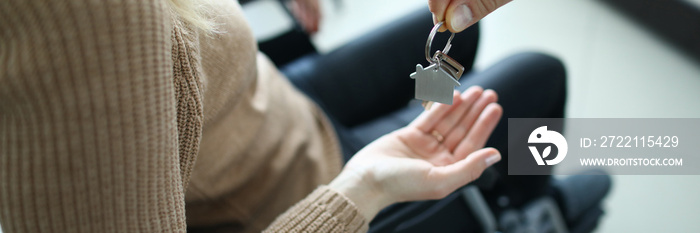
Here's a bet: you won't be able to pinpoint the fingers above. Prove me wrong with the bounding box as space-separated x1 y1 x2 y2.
453 102 502 159
410 90 462 132
290 0 322 33
429 0 513 33
432 86 483 141
443 89 498 152
444 0 473 32
426 148 501 198
305 0 321 32
428 0 452 31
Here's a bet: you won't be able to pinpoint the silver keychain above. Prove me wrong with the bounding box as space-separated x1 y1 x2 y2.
410 21 465 110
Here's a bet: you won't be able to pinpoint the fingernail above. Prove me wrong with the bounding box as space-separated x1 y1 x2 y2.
485 152 501 167
451 4 473 32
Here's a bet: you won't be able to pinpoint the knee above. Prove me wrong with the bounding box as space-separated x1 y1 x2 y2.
510 52 567 97
517 52 565 83
496 52 567 116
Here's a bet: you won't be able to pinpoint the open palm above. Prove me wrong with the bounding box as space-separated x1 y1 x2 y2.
340 86 503 208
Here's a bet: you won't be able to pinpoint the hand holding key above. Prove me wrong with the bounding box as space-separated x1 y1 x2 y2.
414 0 513 109
429 0 513 32
329 86 502 221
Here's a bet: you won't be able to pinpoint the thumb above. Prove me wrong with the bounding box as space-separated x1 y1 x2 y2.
427 148 501 193
440 0 512 33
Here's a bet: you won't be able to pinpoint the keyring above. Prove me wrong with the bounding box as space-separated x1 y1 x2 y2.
425 21 455 63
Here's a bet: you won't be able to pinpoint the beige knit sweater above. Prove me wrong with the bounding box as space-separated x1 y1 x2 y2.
0 0 368 232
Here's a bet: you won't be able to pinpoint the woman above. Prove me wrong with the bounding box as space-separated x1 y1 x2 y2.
0 0 565 232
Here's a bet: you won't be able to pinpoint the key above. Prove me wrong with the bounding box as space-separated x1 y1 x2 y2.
410 22 465 110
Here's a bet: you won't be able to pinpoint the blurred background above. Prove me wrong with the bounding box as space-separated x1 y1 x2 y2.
242 0 700 232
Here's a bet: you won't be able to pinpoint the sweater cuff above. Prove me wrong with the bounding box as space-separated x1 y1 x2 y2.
264 186 369 233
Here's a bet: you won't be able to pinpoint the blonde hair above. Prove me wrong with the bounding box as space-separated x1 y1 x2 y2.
167 0 217 32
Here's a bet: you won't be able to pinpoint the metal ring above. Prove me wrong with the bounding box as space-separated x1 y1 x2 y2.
425 21 455 63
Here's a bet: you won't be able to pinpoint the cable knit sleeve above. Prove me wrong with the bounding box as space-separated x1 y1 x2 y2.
0 0 188 232
264 186 369 233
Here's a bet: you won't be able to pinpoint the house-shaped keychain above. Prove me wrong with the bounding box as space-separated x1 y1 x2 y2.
410 63 460 104
411 49 464 105
411 21 465 106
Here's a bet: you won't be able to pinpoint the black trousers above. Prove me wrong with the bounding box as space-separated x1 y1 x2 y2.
280 8 567 232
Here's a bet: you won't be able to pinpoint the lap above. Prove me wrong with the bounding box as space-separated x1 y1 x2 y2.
281 8 567 233
360 52 567 232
